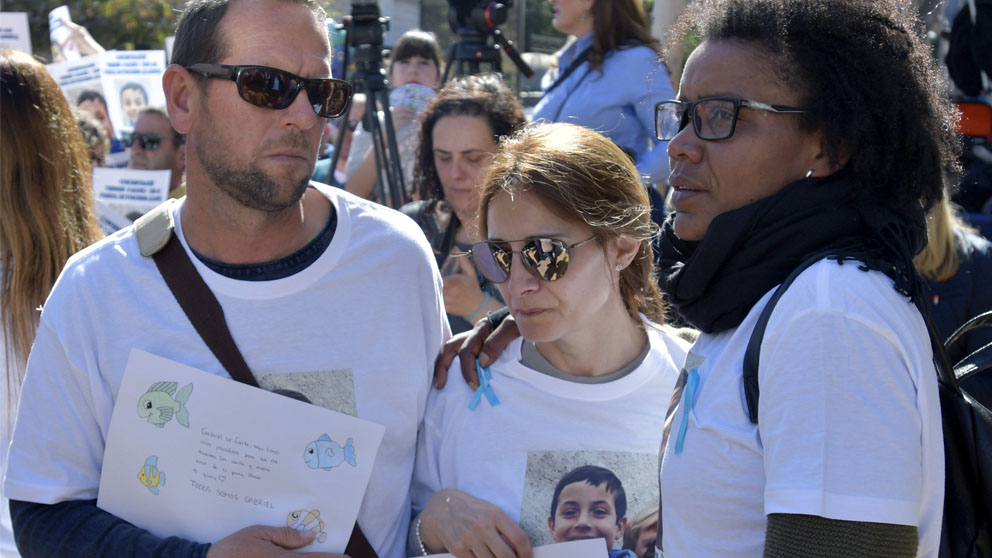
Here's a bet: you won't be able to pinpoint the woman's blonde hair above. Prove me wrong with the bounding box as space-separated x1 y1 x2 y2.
1 49 103 411
478 122 665 325
915 195 975 282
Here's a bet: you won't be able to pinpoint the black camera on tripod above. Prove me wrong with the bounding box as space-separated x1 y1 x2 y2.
448 0 512 37
443 0 532 81
330 0 408 209
340 0 389 74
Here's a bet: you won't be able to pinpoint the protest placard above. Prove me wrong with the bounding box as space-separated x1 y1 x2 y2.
0 12 31 54
103 50 168 132
92 167 170 221
47 49 168 151
49 5 79 61
98 349 385 551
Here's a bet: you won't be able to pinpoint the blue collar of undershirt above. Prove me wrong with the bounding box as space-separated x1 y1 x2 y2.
191 203 337 281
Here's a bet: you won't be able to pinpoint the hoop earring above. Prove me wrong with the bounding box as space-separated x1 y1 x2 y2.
805 169 814 178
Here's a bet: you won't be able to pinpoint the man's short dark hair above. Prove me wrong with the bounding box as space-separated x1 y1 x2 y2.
136 106 185 147
77 90 107 108
549 465 627 523
171 0 327 70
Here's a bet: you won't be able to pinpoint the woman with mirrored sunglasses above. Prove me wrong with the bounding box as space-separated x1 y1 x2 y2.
436 1 961 556
409 122 691 557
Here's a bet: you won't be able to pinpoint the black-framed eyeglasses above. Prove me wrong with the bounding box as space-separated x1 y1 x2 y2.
654 97 807 141
185 63 353 119
122 132 163 151
468 237 597 283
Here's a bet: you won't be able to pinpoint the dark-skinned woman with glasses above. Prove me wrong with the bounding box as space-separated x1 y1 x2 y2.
408 122 689 557
439 1 960 556
655 1 956 554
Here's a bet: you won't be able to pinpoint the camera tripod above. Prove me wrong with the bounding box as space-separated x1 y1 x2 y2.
330 10 407 208
443 30 505 82
442 1 532 83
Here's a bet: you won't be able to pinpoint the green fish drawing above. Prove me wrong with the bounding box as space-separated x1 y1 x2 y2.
137 381 192 428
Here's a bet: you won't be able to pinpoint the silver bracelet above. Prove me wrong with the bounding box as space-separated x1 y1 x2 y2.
415 516 429 556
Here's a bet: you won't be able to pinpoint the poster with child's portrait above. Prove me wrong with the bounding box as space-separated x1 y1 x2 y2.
521 450 658 556
102 50 167 134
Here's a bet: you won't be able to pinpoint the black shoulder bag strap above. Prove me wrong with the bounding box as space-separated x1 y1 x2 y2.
742 250 835 423
136 201 258 387
740 249 972 419
133 201 379 558
543 47 591 97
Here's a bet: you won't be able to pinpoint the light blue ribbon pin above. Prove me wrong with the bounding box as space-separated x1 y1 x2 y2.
674 368 699 455
468 360 500 410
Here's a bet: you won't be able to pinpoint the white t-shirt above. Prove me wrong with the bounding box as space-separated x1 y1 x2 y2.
412 322 688 547
660 259 944 557
1 294 24 557
3 185 450 558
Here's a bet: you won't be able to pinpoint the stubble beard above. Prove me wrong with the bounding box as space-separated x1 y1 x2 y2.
195 107 313 213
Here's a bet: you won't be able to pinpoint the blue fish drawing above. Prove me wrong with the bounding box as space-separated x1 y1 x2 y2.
304 434 356 470
137 455 166 495
137 381 192 428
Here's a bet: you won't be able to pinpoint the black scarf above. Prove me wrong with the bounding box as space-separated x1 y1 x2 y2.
657 174 927 334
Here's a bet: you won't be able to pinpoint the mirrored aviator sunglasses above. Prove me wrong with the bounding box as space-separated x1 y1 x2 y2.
469 237 596 283
185 63 353 118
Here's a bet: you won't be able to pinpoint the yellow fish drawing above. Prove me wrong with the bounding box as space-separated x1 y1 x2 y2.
137 455 166 495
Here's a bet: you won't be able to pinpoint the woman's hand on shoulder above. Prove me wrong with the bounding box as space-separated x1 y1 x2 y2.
419 489 533 558
433 311 520 389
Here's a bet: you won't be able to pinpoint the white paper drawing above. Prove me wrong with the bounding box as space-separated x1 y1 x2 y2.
98 349 385 552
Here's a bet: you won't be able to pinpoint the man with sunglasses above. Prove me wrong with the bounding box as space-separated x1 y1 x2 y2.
3 1 449 557
127 106 187 198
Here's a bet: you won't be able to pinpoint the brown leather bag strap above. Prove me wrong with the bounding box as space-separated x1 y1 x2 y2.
151 233 260 387
345 521 378 558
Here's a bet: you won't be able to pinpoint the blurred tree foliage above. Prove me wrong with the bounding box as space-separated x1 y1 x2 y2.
5 0 183 62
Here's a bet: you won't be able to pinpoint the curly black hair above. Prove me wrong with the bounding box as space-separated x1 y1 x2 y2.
666 0 960 215
412 73 526 203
